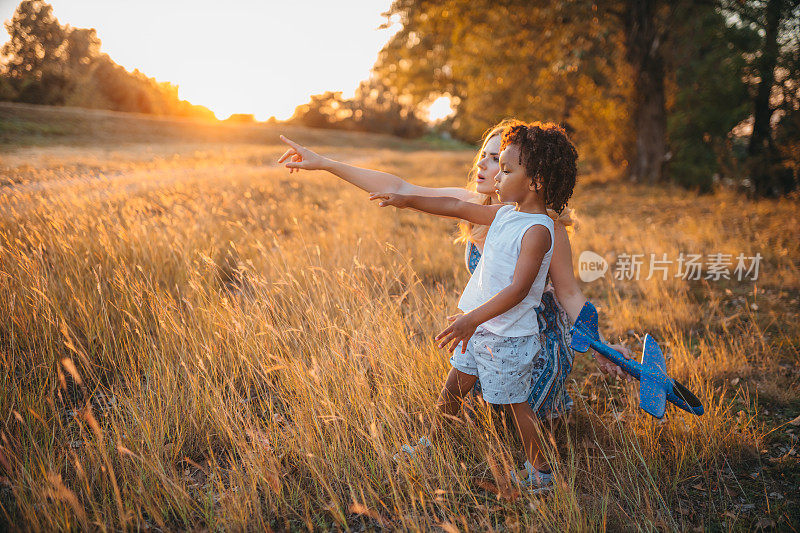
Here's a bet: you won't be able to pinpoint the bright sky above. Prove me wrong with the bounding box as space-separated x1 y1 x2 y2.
0 0 458 121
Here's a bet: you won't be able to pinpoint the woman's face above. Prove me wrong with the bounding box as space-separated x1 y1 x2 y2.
474 135 502 196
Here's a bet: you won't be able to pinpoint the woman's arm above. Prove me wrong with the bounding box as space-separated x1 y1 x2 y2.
548 223 632 378
277 136 477 201
548 223 589 322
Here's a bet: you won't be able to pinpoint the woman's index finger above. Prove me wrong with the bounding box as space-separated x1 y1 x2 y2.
279 135 302 150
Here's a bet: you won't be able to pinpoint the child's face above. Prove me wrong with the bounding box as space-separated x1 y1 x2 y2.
495 144 537 203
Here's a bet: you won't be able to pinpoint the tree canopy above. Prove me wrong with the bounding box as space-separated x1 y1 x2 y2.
372 0 799 195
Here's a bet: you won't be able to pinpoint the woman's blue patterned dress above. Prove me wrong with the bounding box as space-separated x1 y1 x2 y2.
467 241 574 419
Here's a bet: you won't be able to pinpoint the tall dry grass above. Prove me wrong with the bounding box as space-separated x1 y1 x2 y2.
0 113 798 530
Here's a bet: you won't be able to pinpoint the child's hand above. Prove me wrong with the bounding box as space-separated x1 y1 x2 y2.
369 192 410 208
277 135 328 173
435 313 478 354
596 343 633 382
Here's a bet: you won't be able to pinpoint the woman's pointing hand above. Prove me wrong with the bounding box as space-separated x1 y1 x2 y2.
277 135 328 173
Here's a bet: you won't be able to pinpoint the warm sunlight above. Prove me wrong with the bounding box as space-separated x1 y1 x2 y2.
3 1 796 529
426 95 456 123
0 0 396 120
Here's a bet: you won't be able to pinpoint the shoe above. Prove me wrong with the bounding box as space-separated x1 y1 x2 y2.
392 436 432 463
509 460 553 494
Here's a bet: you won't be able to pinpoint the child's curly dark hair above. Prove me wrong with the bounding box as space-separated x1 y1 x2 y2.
500 121 577 214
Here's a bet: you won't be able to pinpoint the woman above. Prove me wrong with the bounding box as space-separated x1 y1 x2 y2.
276 121 630 423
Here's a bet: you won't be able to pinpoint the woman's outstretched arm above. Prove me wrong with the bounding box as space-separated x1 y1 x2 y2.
277 136 477 201
548 223 632 378
548 223 591 322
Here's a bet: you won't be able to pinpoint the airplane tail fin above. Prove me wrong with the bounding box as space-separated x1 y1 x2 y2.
639 334 668 419
570 302 600 353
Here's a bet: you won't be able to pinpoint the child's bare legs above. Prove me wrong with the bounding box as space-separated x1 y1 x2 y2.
402 368 475 453
397 368 475 460
429 368 477 440
438 368 477 416
506 401 549 473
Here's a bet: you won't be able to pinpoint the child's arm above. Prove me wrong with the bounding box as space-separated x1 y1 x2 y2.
277 136 477 201
437 225 551 353
369 192 503 226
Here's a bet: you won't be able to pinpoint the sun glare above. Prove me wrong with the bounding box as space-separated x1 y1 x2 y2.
427 95 456 123
0 0 396 122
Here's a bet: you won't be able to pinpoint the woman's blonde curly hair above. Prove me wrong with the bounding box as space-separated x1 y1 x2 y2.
456 119 575 246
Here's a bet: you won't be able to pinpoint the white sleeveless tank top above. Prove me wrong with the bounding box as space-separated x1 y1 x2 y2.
457 205 554 337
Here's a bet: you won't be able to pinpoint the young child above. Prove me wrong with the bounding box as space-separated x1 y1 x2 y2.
371 122 578 493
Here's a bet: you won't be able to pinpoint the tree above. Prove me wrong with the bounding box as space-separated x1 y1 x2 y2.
720 0 800 195
375 0 799 193
289 91 349 129
665 3 754 191
63 27 101 76
350 77 428 137
288 78 427 138
1 0 67 104
618 0 669 183
374 0 634 168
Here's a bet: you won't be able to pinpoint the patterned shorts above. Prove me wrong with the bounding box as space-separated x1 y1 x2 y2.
450 327 542 405
472 288 575 420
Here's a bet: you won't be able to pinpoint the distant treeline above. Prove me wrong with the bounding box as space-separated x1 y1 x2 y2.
286 78 428 139
0 1 215 120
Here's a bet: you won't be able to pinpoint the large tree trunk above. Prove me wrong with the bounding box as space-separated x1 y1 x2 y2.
624 0 667 184
748 0 784 196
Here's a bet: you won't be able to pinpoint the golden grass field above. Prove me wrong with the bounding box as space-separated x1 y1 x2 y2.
0 103 798 531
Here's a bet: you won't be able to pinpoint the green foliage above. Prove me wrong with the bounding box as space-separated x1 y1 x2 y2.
374 1 634 167
718 0 800 195
375 0 799 194
666 6 755 191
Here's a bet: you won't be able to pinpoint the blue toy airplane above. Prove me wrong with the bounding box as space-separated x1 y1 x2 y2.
570 302 704 419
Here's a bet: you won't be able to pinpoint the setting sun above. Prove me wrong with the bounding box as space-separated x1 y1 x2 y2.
0 0 396 120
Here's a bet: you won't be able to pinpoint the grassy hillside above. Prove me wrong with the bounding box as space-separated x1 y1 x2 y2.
0 102 467 151
0 103 798 531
